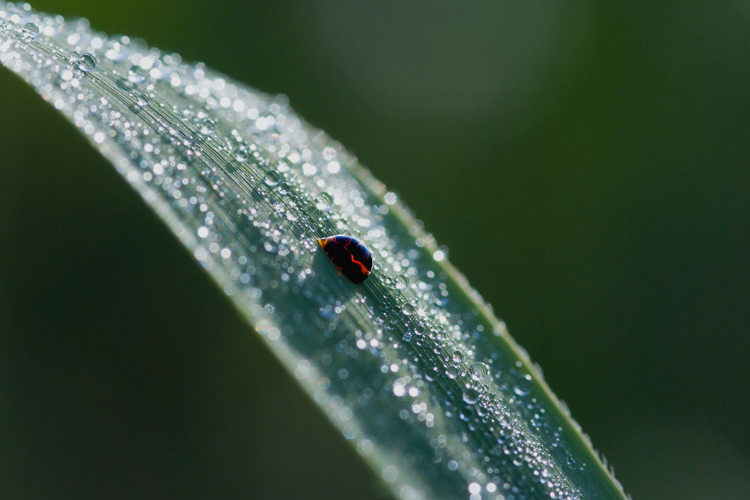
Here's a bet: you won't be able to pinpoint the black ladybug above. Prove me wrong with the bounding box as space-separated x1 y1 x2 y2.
318 235 373 284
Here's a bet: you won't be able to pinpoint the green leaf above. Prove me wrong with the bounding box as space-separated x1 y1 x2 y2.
0 3 629 499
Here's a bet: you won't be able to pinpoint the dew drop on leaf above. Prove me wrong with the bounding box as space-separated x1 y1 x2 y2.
66 51 81 67
513 374 533 396
469 362 489 381
21 22 39 41
199 118 216 136
235 147 248 162
128 64 146 84
459 405 475 421
77 53 97 72
264 170 281 186
396 274 409 290
463 388 480 405
315 192 333 211
136 94 149 108
286 206 300 222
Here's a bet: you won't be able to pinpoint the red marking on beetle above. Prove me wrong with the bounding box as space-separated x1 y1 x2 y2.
318 235 372 284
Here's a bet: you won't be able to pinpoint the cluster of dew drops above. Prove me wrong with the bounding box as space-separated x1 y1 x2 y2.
0 5 620 500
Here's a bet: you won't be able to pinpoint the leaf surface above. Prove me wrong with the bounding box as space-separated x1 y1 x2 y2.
0 4 629 499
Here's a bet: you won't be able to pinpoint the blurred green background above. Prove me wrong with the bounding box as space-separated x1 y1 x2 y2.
2 1 750 498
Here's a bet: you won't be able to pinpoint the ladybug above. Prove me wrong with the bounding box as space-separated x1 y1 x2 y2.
318 235 373 284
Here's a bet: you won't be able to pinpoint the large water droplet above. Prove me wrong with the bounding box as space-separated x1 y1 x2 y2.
21 22 39 41
459 405 475 421
264 170 281 186
452 351 464 363
513 374 533 396
199 118 216 136
402 303 415 315
286 206 300 222
463 387 480 405
128 64 147 84
395 274 409 290
136 94 150 108
469 362 489 381
315 192 333 211
67 51 81 67
235 147 249 162
77 53 97 72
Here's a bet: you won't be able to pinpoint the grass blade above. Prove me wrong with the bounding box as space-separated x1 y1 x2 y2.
0 3 630 499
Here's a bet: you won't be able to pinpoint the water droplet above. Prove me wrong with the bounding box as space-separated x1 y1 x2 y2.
286 206 300 221
235 147 249 162
264 169 281 186
199 118 216 136
67 51 81 67
452 351 464 363
395 274 409 290
469 362 489 381
403 332 412 342
459 406 475 421
278 182 292 195
136 94 150 108
128 64 146 84
77 53 97 72
513 374 533 396
315 192 333 211
21 22 39 41
402 303 415 315
463 387 480 405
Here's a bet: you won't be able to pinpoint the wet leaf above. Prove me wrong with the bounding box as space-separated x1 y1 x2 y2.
0 3 629 499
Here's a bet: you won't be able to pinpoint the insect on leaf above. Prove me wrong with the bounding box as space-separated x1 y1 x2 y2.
0 3 629 499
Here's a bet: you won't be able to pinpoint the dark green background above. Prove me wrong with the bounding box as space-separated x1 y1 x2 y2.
2 1 749 498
